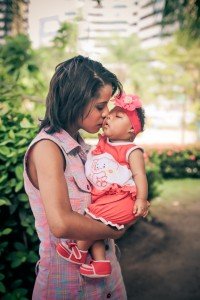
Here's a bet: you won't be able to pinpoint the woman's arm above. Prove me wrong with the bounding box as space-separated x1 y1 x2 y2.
29 140 123 240
128 149 149 217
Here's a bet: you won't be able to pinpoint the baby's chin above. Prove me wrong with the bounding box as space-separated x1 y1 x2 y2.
102 128 112 138
104 133 115 140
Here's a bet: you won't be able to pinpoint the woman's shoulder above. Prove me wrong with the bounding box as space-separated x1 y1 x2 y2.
25 130 66 168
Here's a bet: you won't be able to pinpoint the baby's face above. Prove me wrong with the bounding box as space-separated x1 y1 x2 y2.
102 106 132 141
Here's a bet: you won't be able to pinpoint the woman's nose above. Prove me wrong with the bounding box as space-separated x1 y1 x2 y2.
102 105 109 118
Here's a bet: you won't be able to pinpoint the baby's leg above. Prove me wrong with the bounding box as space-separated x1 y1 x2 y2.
77 212 107 261
80 240 111 278
77 239 106 260
76 213 97 251
91 240 106 261
77 240 94 251
78 216 111 277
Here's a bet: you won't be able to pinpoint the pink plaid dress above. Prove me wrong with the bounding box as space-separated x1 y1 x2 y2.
24 129 127 300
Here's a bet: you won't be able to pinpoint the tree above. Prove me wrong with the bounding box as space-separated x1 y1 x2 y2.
35 21 78 89
162 0 200 40
151 32 200 141
0 34 46 106
102 34 152 99
1 0 29 37
153 33 200 103
52 21 78 53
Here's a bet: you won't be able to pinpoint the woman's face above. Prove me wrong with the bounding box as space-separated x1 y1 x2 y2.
78 84 113 133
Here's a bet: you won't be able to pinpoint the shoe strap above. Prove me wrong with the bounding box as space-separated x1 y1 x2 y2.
69 243 82 260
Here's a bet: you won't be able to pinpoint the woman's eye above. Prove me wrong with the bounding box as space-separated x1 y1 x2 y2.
96 105 105 111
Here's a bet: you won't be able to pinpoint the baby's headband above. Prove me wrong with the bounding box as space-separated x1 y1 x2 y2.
113 93 142 135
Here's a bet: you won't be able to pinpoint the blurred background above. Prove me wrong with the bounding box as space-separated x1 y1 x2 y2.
0 1 199 299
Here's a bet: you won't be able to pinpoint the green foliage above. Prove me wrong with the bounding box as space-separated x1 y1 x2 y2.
0 34 46 101
146 162 163 201
0 34 35 74
35 21 78 88
52 21 78 52
145 145 200 179
0 102 38 298
0 59 22 109
162 0 200 40
102 34 152 99
152 33 200 104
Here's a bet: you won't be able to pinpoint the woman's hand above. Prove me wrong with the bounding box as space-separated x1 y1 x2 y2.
110 219 139 240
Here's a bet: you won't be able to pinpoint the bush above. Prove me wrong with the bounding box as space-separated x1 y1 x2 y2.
2 104 198 298
0 107 38 299
145 145 200 179
146 163 163 200
0 110 162 297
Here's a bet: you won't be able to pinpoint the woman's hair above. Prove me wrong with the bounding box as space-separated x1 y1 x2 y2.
136 107 145 132
39 55 123 133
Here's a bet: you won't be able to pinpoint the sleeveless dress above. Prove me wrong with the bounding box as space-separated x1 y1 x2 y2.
85 135 143 229
23 129 127 300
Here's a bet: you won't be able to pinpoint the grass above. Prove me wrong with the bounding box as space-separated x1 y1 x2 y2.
152 178 200 209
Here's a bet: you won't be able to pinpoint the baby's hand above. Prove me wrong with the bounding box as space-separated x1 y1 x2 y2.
133 199 150 218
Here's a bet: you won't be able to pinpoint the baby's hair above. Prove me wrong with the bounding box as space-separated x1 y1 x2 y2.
40 55 123 133
136 107 145 132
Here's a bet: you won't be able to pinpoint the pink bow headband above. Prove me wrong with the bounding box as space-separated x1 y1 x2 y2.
113 93 142 135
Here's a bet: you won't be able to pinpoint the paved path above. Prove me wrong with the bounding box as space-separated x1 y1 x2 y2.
117 200 200 300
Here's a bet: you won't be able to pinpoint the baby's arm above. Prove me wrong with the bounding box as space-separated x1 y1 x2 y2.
128 149 149 217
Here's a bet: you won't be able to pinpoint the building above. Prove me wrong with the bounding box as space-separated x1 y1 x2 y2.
77 0 133 56
75 0 177 56
0 0 29 43
28 0 177 55
28 0 68 48
136 0 178 48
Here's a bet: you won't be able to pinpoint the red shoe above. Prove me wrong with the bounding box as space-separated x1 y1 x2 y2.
80 260 111 278
56 242 87 265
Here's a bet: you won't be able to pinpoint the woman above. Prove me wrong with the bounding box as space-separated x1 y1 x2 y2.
24 55 128 299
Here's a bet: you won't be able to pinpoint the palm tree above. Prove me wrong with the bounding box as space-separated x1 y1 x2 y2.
162 0 200 40
1 0 29 37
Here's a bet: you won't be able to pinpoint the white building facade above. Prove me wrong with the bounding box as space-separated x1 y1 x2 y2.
29 0 176 55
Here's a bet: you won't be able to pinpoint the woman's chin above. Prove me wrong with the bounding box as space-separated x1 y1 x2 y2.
88 128 101 134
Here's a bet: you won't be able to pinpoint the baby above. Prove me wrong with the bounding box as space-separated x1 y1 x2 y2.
57 93 149 278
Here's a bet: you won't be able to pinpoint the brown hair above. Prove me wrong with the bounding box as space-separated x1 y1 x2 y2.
40 55 123 133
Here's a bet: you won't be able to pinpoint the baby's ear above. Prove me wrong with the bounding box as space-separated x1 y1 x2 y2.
128 129 135 142
128 128 134 133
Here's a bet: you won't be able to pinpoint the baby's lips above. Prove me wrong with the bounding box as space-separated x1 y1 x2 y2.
103 120 109 127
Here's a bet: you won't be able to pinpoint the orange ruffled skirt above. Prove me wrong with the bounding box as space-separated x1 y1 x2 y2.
85 184 137 230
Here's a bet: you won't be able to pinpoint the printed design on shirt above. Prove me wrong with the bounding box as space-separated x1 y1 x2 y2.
90 157 119 188
85 152 135 190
